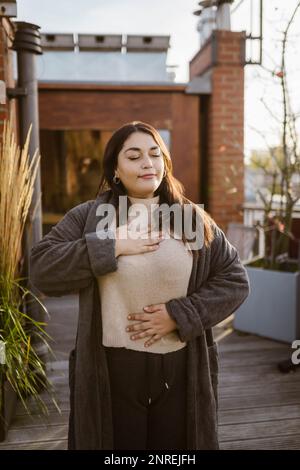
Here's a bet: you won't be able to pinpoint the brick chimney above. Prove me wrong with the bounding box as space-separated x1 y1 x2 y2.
190 29 246 231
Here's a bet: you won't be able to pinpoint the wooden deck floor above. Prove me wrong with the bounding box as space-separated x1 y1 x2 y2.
0 295 299 450
218 330 300 449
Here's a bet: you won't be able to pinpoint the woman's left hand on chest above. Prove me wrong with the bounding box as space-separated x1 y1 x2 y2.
126 304 178 348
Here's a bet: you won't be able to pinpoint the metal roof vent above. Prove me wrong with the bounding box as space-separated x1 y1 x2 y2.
78 34 122 51
126 35 170 52
40 33 75 51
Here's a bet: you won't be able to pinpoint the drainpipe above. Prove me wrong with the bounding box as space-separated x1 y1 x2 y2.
12 21 43 242
11 22 44 323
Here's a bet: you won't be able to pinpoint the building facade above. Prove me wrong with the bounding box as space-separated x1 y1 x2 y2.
1 17 246 233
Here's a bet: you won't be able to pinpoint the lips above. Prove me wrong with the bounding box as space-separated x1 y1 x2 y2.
139 174 156 178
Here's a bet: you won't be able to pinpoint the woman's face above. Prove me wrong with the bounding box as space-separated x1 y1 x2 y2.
115 131 165 198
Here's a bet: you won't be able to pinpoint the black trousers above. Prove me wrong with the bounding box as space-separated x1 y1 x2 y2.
104 345 188 450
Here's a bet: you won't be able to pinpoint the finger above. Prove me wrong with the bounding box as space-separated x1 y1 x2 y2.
130 329 155 340
146 236 165 245
140 232 164 242
144 334 161 347
147 229 164 237
144 241 162 249
126 321 150 332
142 244 160 253
139 229 157 241
127 313 151 321
143 305 161 313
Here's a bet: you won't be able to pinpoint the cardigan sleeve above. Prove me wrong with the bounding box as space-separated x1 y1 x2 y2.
29 202 118 297
165 224 250 342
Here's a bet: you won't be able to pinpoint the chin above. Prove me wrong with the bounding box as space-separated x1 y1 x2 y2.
138 181 156 186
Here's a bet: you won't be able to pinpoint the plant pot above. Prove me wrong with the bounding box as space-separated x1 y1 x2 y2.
233 266 300 343
0 379 18 442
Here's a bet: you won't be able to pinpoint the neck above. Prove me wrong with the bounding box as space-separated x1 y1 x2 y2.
128 193 156 199
128 193 160 207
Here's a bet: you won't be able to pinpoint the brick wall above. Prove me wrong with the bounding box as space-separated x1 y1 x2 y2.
190 30 246 231
0 17 17 143
38 85 201 203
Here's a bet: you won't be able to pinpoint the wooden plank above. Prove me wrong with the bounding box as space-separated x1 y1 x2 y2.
219 372 300 386
218 363 290 376
218 348 288 367
220 434 300 450
0 424 68 446
219 404 300 425
219 391 300 410
219 418 300 442
13 400 70 420
15 402 70 418
219 338 289 352
218 342 292 356
9 411 70 429
46 360 69 371
219 381 300 397
0 439 68 450
16 390 70 407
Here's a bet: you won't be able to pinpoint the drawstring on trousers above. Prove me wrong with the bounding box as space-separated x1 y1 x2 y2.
146 353 169 406
162 355 169 390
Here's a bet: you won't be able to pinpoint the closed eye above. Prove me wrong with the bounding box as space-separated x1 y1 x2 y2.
128 156 139 160
128 153 161 160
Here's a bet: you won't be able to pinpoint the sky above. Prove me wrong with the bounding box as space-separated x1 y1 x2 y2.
16 0 201 82
15 0 300 157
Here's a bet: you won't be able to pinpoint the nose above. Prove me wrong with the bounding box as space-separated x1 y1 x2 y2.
142 154 154 168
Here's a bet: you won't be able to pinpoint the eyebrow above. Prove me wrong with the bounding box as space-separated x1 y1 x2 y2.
124 146 159 153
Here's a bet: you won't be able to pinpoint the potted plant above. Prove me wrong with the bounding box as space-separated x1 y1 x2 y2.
0 120 59 441
233 3 300 343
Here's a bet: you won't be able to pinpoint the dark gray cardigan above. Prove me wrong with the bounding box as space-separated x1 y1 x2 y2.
29 189 250 450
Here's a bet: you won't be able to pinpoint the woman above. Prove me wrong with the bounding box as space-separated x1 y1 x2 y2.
29 121 250 450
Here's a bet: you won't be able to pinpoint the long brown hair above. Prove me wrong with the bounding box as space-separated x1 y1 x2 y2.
96 121 215 249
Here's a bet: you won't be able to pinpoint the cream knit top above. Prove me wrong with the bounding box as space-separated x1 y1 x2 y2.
97 194 193 354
